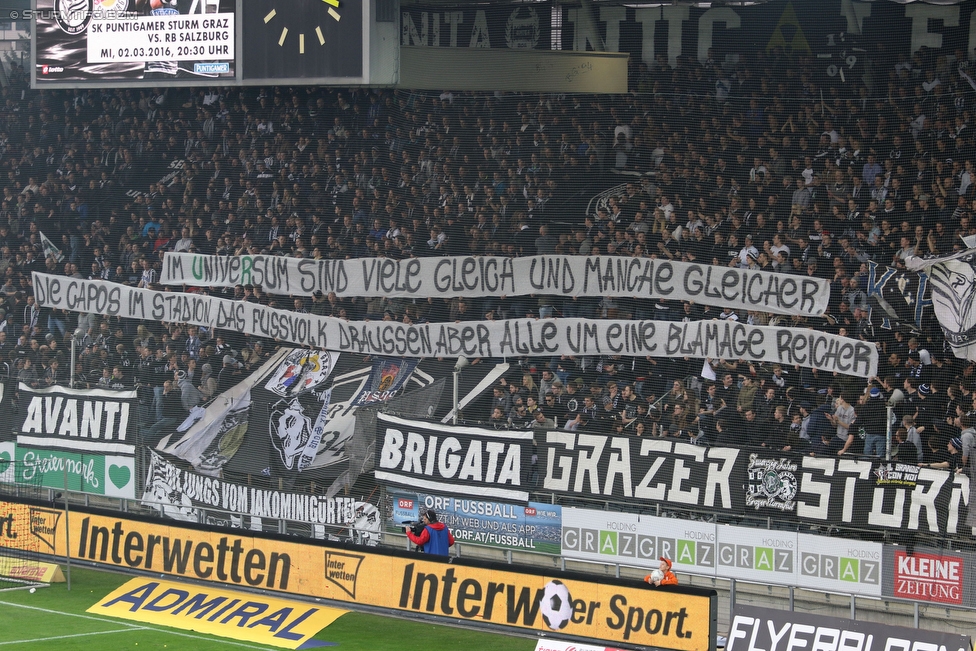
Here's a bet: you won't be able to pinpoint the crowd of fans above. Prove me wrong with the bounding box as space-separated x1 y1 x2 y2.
0 41 973 468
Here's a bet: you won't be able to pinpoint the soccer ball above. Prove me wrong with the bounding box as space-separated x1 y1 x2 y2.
539 580 573 630
650 569 665 583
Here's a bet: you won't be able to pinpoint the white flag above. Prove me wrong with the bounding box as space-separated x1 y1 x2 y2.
38 230 64 263
907 248 976 361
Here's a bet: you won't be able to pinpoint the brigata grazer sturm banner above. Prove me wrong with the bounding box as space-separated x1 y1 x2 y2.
375 414 535 503
32 273 877 376
160 252 830 318
539 434 972 537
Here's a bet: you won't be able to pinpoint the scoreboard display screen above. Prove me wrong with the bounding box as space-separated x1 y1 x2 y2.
34 0 237 85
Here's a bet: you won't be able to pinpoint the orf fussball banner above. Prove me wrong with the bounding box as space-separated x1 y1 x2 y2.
0 499 717 650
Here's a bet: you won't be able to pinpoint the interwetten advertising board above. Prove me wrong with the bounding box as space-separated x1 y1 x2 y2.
0 499 716 650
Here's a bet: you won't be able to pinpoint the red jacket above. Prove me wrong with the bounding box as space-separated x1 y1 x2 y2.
406 521 455 548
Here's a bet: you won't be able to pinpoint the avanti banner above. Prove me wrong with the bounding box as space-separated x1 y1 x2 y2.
13 384 138 499
160 252 830 318
32 272 876 376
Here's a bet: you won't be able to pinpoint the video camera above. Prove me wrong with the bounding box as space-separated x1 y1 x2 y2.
402 520 426 537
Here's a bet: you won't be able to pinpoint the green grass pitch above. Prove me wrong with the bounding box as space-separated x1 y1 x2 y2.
0 567 538 650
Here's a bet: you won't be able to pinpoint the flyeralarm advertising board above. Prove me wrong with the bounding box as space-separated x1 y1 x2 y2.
0 498 716 650
727 605 970 651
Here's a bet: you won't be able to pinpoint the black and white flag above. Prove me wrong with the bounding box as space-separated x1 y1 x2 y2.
907 244 976 362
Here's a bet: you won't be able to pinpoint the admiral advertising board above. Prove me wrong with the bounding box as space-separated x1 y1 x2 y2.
560 508 882 598
92 577 348 649
0 499 717 650
388 491 562 554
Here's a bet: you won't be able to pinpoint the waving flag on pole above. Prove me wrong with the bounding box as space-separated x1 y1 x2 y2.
906 237 976 362
38 230 63 263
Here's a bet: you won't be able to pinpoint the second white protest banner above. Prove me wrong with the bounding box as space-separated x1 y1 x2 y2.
33 272 876 376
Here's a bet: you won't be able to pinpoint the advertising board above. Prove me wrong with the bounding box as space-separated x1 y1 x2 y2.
560 508 882 598
0 499 716 650
727 605 970 651
388 491 561 554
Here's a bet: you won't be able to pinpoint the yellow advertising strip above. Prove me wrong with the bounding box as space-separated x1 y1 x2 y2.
0 501 714 650
89 577 347 650
0 558 65 583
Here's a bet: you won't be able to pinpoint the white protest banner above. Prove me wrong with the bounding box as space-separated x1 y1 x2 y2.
160 252 829 317
31 273 877 376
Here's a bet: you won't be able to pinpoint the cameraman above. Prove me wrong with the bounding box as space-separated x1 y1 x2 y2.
404 509 455 556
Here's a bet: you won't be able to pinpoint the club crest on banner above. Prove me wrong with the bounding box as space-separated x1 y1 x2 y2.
265 350 336 396
745 454 798 512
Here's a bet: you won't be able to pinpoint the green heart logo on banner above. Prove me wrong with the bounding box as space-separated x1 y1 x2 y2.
109 465 131 489
0 451 10 469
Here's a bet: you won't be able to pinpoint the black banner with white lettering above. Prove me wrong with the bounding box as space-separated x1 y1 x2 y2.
406 0 976 92
727 605 970 651
538 434 971 538
374 413 535 503
15 383 139 499
142 450 381 543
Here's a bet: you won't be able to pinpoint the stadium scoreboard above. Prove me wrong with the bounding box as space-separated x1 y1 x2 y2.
31 0 370 87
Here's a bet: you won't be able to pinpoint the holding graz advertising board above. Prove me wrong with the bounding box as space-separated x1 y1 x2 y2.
388 491 562 554
34 0 236 84
561 507 883 598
